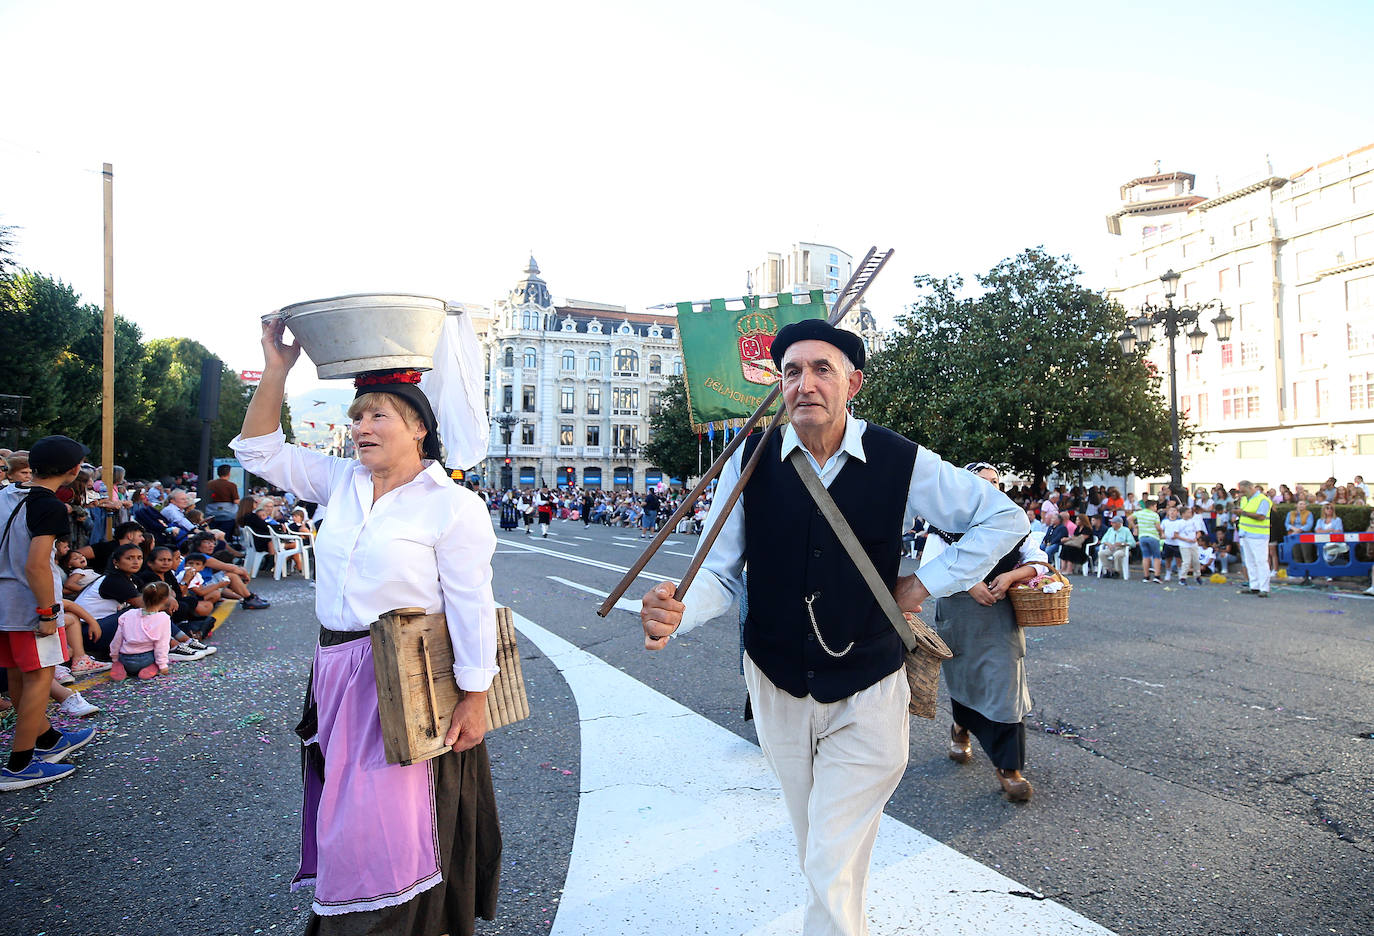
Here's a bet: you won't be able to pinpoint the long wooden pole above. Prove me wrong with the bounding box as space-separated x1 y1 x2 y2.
675 405 787 596
101 163 115 539
596 247 893 617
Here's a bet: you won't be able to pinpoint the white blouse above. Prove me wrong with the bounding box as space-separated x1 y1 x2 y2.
230 427 497 692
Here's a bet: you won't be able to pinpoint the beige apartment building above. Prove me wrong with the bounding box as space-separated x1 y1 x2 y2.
1105 143 1374 491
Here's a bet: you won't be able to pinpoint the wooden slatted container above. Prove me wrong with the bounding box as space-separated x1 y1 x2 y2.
370 606 530 766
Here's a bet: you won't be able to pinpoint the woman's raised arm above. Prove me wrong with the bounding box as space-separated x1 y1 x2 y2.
242 317 302 439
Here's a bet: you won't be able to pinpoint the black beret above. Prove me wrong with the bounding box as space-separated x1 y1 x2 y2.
769 319 865 371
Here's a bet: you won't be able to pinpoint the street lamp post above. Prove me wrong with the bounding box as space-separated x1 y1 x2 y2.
492 409 525 490
1117 269 1234 494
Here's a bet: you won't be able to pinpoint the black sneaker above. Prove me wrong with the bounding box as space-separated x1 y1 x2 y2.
242 595 271 610
1256 591 1269 598
1151 576 1163 584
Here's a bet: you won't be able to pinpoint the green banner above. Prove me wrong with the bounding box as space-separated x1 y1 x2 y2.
675 290 827 432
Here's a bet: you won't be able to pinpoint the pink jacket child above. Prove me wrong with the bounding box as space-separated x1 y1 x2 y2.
110 603 173 681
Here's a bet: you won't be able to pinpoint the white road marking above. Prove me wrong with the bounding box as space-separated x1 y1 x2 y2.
497 538 680 587
574 536 594 541
508 610 1118 936
547 576 640 614
663 550 697 559
612 543 638 549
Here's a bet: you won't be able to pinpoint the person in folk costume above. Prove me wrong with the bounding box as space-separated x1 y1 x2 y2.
924 462 1049 802
581 488 595 528
639 320 1026 936
535 488 553 538
499 491 519 532
521 493 535 535
232 314 500 936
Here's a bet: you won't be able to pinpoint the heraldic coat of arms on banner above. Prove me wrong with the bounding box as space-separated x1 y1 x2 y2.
736 310 780 386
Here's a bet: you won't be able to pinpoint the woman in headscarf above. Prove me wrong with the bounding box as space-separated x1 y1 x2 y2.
926 461 1049 802
231 317 500 936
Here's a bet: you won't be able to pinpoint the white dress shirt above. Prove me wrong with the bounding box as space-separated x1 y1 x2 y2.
676 415 1028 634
230 427 497 691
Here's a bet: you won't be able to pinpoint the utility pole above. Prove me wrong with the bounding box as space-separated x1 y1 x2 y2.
101 163 115 539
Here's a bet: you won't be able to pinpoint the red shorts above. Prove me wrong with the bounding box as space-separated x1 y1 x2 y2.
0 628 70 672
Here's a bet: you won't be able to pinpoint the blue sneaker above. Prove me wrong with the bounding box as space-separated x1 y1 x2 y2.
0 759 76 791
33 726 97 763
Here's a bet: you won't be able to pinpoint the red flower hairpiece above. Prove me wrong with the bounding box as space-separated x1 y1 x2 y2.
354 369 424 389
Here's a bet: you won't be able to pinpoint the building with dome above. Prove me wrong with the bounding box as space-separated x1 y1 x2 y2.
481 257 684 491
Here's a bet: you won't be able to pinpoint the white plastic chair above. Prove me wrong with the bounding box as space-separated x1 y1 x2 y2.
1095 541 1129 580
241 528 273 578
269 527 309 580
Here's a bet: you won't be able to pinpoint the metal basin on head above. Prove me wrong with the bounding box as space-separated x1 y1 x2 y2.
265 293 448 380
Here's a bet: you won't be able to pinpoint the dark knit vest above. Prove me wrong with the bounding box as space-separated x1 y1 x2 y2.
742 424 917 702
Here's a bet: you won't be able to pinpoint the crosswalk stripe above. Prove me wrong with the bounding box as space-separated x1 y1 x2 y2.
507 610 1117 936
546 576 640 614
497 538 679 587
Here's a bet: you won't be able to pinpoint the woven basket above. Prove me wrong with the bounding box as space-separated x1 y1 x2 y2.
902 612 952 719
1008 571 1072 627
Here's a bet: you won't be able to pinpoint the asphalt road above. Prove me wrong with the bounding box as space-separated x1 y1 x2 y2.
2 516 1371 936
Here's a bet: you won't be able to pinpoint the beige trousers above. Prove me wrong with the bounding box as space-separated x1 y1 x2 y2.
1178 544 1201 579
743 653 910 936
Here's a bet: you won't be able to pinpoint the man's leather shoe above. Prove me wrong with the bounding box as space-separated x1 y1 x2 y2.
996 768 1032 801
948 725 972 764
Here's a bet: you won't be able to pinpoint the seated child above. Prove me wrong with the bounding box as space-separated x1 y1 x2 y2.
173 552 224 644
1198 542 1217 575
60 550 100 599
110 582 175 681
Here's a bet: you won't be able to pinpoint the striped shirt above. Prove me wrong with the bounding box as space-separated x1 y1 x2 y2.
1134 508 1161 541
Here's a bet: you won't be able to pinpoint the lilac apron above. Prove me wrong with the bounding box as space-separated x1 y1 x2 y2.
292 635 443 916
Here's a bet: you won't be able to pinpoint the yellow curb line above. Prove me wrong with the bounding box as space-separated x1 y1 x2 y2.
68 598 240 692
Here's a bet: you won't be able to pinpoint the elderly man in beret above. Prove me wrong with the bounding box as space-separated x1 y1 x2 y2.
641 319 1027 935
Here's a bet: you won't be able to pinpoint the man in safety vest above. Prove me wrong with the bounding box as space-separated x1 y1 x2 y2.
1233 479 1272 597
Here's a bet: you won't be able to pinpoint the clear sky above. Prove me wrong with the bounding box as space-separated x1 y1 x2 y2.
2 0 1372 397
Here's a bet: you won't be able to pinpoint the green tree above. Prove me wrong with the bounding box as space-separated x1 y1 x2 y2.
854 247 1186 485
643 376 701 484
128 338 277 478
1 255 278 478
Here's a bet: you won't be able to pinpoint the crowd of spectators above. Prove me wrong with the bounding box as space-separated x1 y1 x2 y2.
947 472 1372 593
0 446 294 742
483 484 712 537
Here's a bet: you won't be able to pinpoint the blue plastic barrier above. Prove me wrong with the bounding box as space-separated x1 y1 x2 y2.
1280 534 1374 580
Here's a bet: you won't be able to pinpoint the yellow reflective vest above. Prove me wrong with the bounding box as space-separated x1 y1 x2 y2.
1237 492 1271 537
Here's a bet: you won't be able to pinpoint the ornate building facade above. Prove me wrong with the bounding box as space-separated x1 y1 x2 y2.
480 257 683 491
1106 143 1374 488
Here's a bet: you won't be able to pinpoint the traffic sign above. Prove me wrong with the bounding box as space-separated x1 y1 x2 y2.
1068 429 1109 442
1068 446 1108 459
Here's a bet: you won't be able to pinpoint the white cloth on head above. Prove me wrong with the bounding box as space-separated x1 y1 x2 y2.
419 308 490 469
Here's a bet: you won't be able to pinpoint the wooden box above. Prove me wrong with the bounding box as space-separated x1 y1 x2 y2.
370 606 530 766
